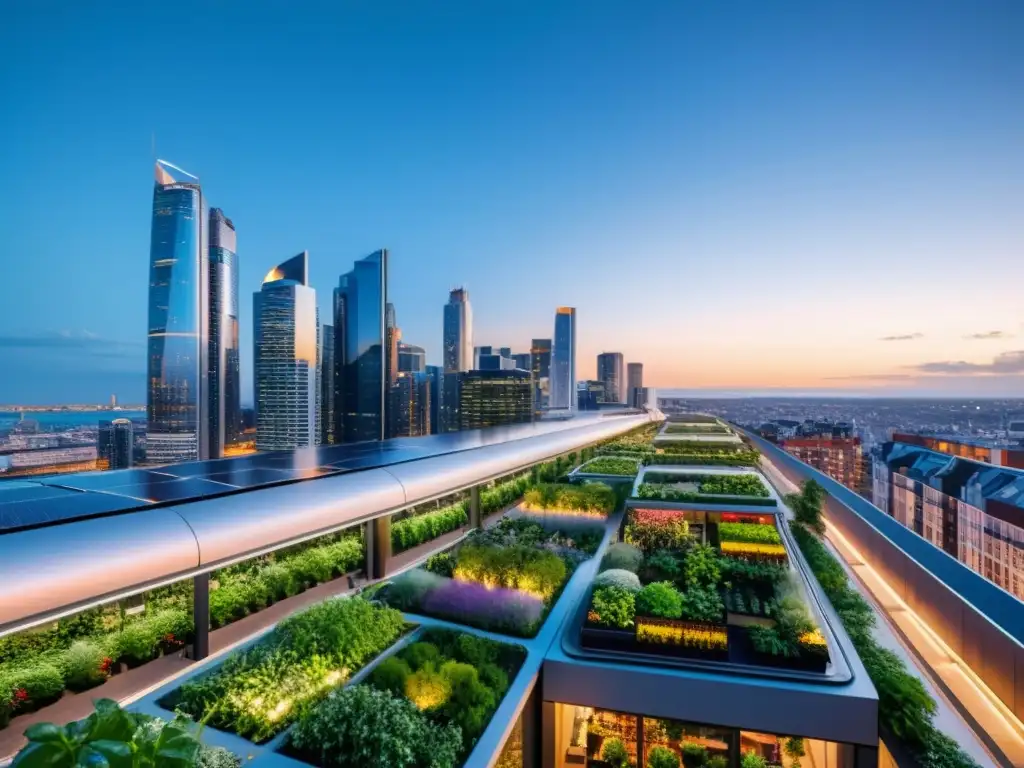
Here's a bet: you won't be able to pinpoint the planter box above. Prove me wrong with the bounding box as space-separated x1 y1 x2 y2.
726 612 775 629
581 625 635 653
635 617 729 661
737 628 829 673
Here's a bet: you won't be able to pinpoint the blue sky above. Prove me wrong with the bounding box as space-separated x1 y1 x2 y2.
1 2 1023 403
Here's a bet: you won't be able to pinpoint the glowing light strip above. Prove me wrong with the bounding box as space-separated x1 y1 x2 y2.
156 158 199 180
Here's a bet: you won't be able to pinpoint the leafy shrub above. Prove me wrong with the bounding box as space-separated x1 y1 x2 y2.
401 641 442 671
719 522 781 545
62 640 108 692
0 660 64 720
522 483 616 515
719 558 785 589
454 542 567 600
261 562 299 601
581 457 640 476
392 504 469 553
679 586 724 623
425 551 457 577
645 452 760 467
198 746 243 768
405 662 452 711
625 509 690 552
287 685 462 768
707 756 728 768
636 484 776 506
648 746 681 768
635 582 683 619
640 549 681 583
593 569 642 593
601 542 643 573
602 738 631 768
369 656 411 697
682 742 708 768
439 660 496 748
682 545 721 589
741 753 768 768
386 570 445 612
589 586 636 629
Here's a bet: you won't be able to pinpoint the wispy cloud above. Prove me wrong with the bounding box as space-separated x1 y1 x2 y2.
825 373 914 381
0 331 142 354
911 350 1024 375
880 332 923 342
964 330 1011 340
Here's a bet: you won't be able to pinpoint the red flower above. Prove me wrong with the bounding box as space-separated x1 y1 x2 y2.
12 688 29 708
99 657 113 674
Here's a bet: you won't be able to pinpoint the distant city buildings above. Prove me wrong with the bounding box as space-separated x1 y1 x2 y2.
530 338 552 414
389 371 431 437
318 323 336 445
627 362 643 407
425 365 442 435
597 352 625 404
443 288 473 373
334 250 390 442
512 352 531 371
146 161 208 464
208 207 241 458
549 307 576 411
453 370 533 430
757 419 869 498
98 418 134 470
577 380 605 411
398 342 427 373
254 252 317 451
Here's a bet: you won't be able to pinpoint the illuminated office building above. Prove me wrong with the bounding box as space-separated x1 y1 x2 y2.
398 342 426 373
207 207 240 457
390 371 431 437
456 370 533 430
425 364 442 435
146 160 208 463
443 288 473 373
550 308 576 411
318 323 335 445
597 352 625 403
254 252 317 451
512 352 531 371
531 338 552 413
97 418 134 470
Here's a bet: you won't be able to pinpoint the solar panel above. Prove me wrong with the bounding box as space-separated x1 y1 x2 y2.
40 469 178 491
0 493 143 532
202 467 329 488
0 483 80 504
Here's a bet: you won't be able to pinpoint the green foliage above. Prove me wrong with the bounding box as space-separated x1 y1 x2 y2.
197 746 242 768
0 661 64 721
707 756 728 768
439 661 496 748
664 424 730 435
581 457 640 476
679 586 724 623
369 656 411 697
647 745 681 768
386 571 445 612
454 542 567 600
636 484 776 506
682 545 721 589
401 642 442 671
593 569 643 593
789 522 980 768
624 509 691 552
741 753 768 768
589 586 636 629
392 504 469 553
682 742 708 768
787 479 826 535
173 597 407 742
635 582 683 619
522 482 617 515
11 699 204 768
645 451 760 467
62 640 108 692
718 522 781 545
424 552 456 577
601 738 631 768
600 542 644 573
640 549 681 583
719 558 786 590
287 685 462 768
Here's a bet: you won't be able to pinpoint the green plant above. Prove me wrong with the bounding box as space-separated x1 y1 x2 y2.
392 504 469 553
405 662 452 711
589 586 636 629
11 699 203 768
1 661 64 722
601 543 644 573
706 756 728 768
635 582 683 619
581 457 640 476
625 509 690 552
640 549 681 583
787 480 826 535
287 685 462 768
439 661 496 748
647 745 681 768
522 482 617 515
784 737 805 768
386 570 445 612
602 737 631 768
197 746 241 768
401 641 442 671
679 586 724 623
454 542 567 600
62 640 108 692
593 569 643 593
683 545 721 589
682 742 708 768
425 551 457 577
719 522 781 545
369 656 411 697
741 753 768 768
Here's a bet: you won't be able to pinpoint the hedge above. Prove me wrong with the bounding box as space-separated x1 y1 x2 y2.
790 523 980 768
645 452 760 467
392 504 469 552
634 484 777 507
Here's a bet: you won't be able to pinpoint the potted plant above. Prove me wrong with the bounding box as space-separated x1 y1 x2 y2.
582 586 636 652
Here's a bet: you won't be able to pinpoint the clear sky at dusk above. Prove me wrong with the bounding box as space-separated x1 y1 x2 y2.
1 2 1022 403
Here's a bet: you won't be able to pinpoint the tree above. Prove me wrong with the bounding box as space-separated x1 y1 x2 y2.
788 479 825 535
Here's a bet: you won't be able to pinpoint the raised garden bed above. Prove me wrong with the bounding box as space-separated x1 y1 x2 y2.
576 456 642 477
521 482 617 517
280 628 526 768
663 425 731 435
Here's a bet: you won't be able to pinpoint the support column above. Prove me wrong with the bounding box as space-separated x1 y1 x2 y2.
522 683 542 768
367 516 391 580
470 485 481 529
192 573 210 661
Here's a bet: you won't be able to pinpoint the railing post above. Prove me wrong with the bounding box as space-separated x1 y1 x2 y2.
192 573 210 661
367 516 391 580
470 485 481 529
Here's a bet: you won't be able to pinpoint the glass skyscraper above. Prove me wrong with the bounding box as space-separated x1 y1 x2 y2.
549 307 576 411
597 351 625 403
334 249 389 443
254 252 317 451
531 338 552 413
98 418 134 470
207 207 240 458
146 161 208 463
627 361 644 407
443 288 473 373
319 323 336 445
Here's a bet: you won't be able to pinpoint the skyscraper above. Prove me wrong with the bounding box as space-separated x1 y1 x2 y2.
627 362 644 407
98 418 134 470
530 338 552 413
334 249 389 443
319 324 336 445
390 371 431 437
443 288 473 373
208 207 240 458
425 364 441 435
549 307 576 411
385 301 399 388
398 343 427 373
146 160 208 464
512 352 531 371
254 252 317 451
458 370 533 430
597 352 625 403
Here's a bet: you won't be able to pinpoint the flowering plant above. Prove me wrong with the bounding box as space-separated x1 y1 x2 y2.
624 508 690 552
422 578 544 637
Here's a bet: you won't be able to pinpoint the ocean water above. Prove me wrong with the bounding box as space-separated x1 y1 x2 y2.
0 411 147 430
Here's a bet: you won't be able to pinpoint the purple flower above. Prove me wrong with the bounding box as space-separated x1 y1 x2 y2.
421 578 544 635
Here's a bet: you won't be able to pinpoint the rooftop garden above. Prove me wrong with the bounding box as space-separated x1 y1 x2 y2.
575 456 642 477
380 514 605 637
281 628 526 768
582 504 829 672
8 698 241 768
599 423 662 451
521 482 617 517
666 414 720 424
788 481 980 768
1 530 365 728
663 424 731 435
634 472 776 507
162 597 410 743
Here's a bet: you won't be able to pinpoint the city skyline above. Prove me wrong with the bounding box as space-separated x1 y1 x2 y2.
2 3 1024 403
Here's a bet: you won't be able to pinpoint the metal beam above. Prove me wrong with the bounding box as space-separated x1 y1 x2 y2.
470 485 481 529
192 573 210 661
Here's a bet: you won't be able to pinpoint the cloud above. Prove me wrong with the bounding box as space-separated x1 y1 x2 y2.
0 331 142 355
964 330 1011 340
824 373 914 381
879 332 924 342
910 350 1024 375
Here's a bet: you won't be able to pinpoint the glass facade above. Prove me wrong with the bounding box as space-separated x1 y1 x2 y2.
550 307 576 410
443 287 473 373
334 249 389 442
426 364 442 434
97 418 134 470
207 207 239 458
319 323 336 445
627 362 643 407
458 369 533 430
146 162 207 463
531 338 552 413
398 342 427 373
389 371 431 436
254 252 317 451
597 351 625 403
